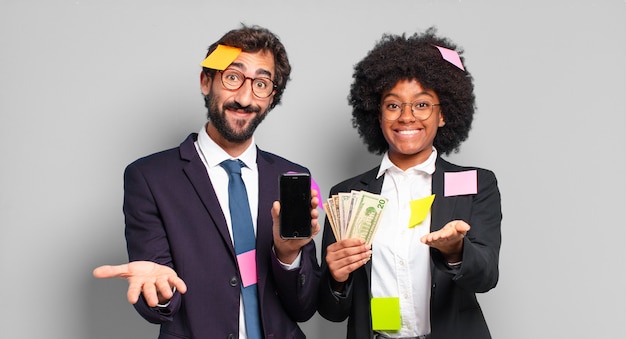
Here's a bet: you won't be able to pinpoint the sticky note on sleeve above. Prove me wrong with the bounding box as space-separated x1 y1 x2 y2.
200 44 242 70
444 170 477 197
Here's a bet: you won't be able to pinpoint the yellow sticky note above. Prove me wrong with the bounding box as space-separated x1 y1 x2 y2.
371 297 401 331
200 44 242 70
408 194 435 228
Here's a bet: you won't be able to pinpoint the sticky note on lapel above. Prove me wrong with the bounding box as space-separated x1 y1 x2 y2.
444 170 477 197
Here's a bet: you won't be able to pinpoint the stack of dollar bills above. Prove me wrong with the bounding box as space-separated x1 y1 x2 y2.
323 191 389 245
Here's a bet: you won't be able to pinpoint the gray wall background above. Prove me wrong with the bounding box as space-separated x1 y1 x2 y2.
1 0 624 338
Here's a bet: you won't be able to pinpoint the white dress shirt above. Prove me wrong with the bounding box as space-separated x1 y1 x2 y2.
195 126 259 240
194 125 258 339
371 148 438 337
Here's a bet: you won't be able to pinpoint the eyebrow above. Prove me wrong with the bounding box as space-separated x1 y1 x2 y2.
382 91 435 100
228 62 273 78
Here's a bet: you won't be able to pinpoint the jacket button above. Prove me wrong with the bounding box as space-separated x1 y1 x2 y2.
227 334 235 339
299 274 306 287
229 276 238 287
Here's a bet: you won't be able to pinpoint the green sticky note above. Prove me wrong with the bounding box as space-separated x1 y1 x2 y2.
371 297 401 331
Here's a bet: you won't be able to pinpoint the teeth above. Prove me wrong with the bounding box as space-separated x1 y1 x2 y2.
398 130 419 135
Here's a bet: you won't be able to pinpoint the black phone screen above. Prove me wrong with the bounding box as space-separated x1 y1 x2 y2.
279 173 311 239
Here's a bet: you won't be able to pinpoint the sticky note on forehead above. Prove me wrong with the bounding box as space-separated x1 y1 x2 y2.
200 44 242 70
433 45 465 71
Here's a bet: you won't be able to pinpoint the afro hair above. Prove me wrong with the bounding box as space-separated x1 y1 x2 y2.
349 27 476 155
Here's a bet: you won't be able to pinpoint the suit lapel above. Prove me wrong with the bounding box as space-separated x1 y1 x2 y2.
255 150 275 287
431 157 458 232
179 134 236 258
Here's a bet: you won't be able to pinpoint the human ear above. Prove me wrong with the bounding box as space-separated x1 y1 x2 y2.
200 72 212 96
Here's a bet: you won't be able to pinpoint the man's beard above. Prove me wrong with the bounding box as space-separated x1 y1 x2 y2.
205 94 268 143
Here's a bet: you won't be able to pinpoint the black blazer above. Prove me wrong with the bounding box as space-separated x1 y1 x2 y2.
318 156 502 339
124 133 320 339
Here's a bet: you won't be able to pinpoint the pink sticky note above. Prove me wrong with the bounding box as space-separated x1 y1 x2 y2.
236 250 257 287
434 45 465 71
444 170 477 197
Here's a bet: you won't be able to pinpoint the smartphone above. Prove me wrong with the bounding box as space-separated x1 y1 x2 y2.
279 173 312 239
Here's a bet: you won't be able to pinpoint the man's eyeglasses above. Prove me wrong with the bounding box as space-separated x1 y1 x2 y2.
217 69 276 98
380 99 441 121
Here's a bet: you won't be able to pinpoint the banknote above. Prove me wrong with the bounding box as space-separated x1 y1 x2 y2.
325 190 388 245
323 201 339 241
338 192 352 237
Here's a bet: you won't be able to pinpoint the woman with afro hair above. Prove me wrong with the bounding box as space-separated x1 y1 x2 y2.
318 27 502 339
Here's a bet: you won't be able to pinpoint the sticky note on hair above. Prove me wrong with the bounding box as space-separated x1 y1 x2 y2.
434 45 465 71
444 170 477 197
200 44 242 70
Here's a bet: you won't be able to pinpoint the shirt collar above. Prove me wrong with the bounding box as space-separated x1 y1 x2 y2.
376 147 438 178
196 124 257 170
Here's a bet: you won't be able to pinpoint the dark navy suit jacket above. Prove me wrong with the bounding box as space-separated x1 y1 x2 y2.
123 133 320 339
318 156 502 339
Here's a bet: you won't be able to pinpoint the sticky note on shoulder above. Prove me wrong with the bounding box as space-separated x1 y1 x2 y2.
371 297 401 331
444 170 477 197
200 44 242 70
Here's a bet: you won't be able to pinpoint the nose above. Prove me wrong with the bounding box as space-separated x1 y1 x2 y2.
398 103 416 122
233 78 254 107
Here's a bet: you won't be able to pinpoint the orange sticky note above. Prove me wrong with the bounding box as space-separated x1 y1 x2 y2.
408 194 435 228
236 249 257 287
444 170 477 197
371 297 401 331
200 44 242 70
